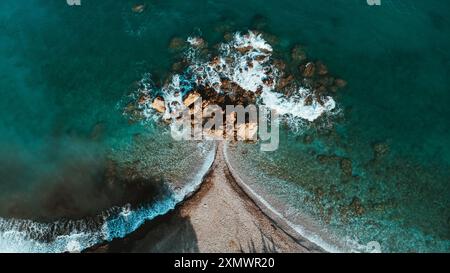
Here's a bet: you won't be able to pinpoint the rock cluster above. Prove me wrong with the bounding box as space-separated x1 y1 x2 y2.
127 31 347 140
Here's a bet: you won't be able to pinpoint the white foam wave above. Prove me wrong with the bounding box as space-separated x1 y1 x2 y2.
0 144 216 253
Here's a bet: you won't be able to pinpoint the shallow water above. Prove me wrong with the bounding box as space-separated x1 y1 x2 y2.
0 0 449 252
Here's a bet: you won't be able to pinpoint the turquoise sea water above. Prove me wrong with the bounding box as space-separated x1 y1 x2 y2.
0 0 449 252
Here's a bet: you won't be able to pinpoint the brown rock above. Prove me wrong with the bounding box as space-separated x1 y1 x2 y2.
254 55 267 62
276 75 294 90
138 94 150 105
183 92 201 107
236 46 253 54
301 62 316 78
151 97 166 113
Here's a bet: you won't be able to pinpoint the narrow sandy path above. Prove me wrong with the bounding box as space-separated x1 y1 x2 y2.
91 142 320 253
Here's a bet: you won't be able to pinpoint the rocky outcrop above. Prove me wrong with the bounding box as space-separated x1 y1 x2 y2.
301 62 316 78
129 31 347 142
152 97 166 113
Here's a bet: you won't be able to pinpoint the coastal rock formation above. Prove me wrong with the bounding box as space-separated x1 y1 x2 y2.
127 30 347 139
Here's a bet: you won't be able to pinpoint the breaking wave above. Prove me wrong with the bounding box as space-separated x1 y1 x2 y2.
0 145 216 253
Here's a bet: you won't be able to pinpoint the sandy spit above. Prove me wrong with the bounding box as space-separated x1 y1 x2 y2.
88 142 322 253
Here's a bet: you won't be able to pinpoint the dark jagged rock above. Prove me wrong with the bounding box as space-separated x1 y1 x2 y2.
301 62 316 78
276 75 294 90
